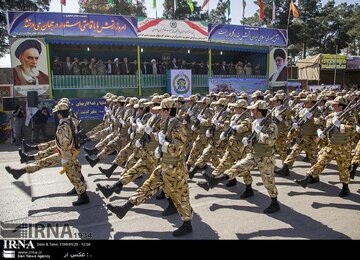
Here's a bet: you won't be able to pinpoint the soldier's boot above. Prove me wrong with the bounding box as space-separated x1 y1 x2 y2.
22 139 38 153
99 164 118 178
338 183 350 197
72 192 90 206
203 172 228 189
156 190 166 200
225 178 237 187
79 138 91 145
173 220 192 237
107 201 134 219
350 164 358 179
197 181 210 191
85 155 100 168
162 198 178 216
277 163 290 176
97 182 123 199
18 149 34 164
240 184 254 199
263 197 280 214
5 166 26 180
302 154 310 162
189 165 208 179
309 176 320 184
66 187 77 196
294 175 314 188
83 147 99 156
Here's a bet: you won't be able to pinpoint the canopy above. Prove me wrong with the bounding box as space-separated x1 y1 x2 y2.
296 54 321 80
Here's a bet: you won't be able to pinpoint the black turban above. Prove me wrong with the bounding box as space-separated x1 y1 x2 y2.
273 49 286 60
15 40 42 59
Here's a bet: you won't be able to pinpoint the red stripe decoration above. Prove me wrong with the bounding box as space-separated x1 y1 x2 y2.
184 21 208 36
138 19 162 32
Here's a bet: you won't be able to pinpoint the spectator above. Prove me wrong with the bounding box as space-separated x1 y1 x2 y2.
33 107 50 143
52 57 63 75
106 59 112 75
150 59 158 75
112 58 121 75
63 57 72 75
13 105 25 145
80 58 91 75
72 57 81 75
121 57 130 75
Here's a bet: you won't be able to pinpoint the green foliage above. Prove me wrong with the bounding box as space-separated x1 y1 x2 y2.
79 0 147 17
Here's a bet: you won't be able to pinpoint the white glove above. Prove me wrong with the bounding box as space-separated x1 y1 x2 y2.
119 118 125 126
154 147 161 159
128 128 131 135
242 137 249 146
305 112 313 119
182 119 187 125
276 115 283 122
317 129 325 139
136 118 141 124
145 126 153 135
111 115 115 121
254 124 263 134
333 118 341 128
206 129 212 138
197 114 203 121
135 140 141 148
220 132 226 140
130 132 135 140
158 132 166 145
356 125 360 134
230 121 237 128
187 110 193 116
292 122 299 129
212 119 219 125
129 117 134 124
191 125 197 132
190 116 196 122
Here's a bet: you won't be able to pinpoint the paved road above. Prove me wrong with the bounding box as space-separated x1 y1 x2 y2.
0 143 359 240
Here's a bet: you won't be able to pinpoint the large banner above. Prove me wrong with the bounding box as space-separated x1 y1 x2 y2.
321 54 346 69
170 70 192 97
209 78 267 94
346 56 360 69
208 24 288 47
309 84 341 92
10 38 50 97
7 12 138 38
269 47 288 87
138 18 208 41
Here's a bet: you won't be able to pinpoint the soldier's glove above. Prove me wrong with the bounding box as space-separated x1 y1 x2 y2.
191 125 197 132
119 118 125 126
206 129 212 138
242 137 249 146
158 132 166 145
130 132 135 140
356 125 360 134
220 132 226 141
197 114 203 121
136 118 141 124
190 116 196 122
292 122 299 129
187 110 194 116
317 129 325 139
332 118 341 128
212 119 219 125
145 126 153 135
305 112 313 119
154 147 161 159
135 140 141 148
111 115 115 121
230 121 237 128
128 128 132 135
254 124 263 134
276 115 283 122
129 117 134 124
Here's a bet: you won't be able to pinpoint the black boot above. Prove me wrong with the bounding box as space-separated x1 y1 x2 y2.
189 165 207 179
99 164 118 178
79 138 91 145
85 155 100 168
22 139 38 153
339 183 350 197
309 176 320 184
18 149 34 164
162 198 178 216
66 187 77 196
240 184 254 199
156 190 166 200
295 175 314 188
350 164 358 179
72 192 90 206
5 166 26 180
263 197 280 214
203 172 228 189
83 147 98 156
107 201 134 219
197 181 210 191
173 220 192 237
276 164 289 176
225 178 237 187
97 182 123 198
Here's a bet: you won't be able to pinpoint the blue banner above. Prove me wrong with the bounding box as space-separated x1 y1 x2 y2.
208 24 288 47
209 77 267 94
39 98 106 121
7 12 138 38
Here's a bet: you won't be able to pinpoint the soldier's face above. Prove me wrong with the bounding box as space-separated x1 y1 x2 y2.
332 104 341 112
160 109 169 120
19 48 39 69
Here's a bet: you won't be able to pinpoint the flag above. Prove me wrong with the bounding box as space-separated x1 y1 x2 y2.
187 0 194 13
290 0 299 17
242 0 246 18
258 0 265 21
153 0 156 9
108 0 114 6
272 0 276 22
201 0 210 11
60 0 66 6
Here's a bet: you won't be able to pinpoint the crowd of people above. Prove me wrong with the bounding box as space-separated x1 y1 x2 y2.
5 87 360 237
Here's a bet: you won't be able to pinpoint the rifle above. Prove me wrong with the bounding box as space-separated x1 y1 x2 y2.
184 102 197 123
68 117 80 149
222 110 248 139
139 114 161 147
207 105 228 138
158 116 170 158
288 99 322 133
193 103 210 129
248 107 276 143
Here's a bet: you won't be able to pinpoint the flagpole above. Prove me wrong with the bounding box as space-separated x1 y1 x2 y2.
61 3 63 13
287 0 291 31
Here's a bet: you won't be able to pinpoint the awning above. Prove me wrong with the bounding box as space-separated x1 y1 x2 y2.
296 54 321 81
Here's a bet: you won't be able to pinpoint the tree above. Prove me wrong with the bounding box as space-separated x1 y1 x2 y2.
79 0 147 17
162 0 207 21
348 4 360 55
208 0 231 24
0 0 50 57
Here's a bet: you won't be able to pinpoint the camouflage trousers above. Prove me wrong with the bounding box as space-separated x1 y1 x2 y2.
34 145 57 160
95 133 115 152
86 122 105 138
62 159 87 195
119 151 156 185
224 153 278 198
113 141 135 166
284 135 319 167
90 126 111 141
96 135 124 161
194 140 227 169
129 161 193 221
351 140 360 165
308 143 351 184
212 139 252 184
38 140 55 151
26 153 60 173
275 133 288 163
186 134 208 166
